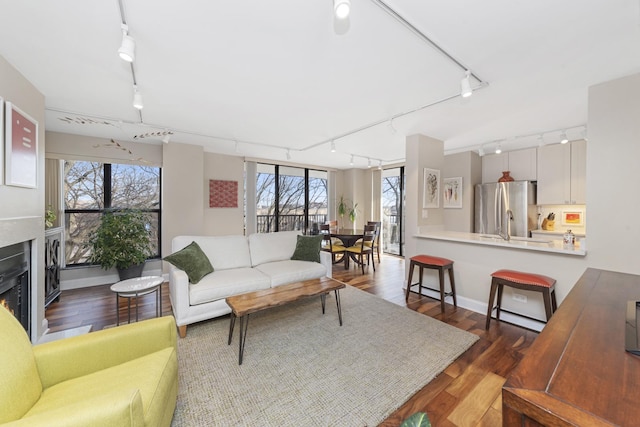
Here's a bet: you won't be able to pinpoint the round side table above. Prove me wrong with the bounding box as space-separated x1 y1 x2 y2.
110 276 164 325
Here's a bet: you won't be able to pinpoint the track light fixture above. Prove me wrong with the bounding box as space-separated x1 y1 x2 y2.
132 85 143 110
334 0 351 19
118 24 135 62
388 118 397 134
495 143 502 154
378 160 382 170
367 158 371 168
162 133 170 144
330 141 336 152
460 70 472 98
560 131 569 144
349 155 354 166
478 146 485 157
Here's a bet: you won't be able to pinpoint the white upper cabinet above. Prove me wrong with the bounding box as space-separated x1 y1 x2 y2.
537 140 587 205
481 147 537 183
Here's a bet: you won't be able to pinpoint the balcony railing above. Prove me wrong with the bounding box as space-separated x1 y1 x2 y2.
257 214 327 233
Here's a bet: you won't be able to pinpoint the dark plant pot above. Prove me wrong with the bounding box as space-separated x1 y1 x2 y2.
117 263 145 281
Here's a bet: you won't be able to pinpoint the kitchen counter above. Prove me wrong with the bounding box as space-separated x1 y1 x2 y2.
530 229 586 237
410 231 589 330
416 230 586 256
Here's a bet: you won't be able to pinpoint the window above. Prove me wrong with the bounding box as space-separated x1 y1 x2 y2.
255 163 327 233
382 167 405 256
64 161 161 266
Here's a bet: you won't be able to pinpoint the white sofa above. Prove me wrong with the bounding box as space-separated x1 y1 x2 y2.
168 231 332 337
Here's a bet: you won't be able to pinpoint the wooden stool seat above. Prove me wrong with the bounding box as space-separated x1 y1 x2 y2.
405 254 457 313
485 269 558 329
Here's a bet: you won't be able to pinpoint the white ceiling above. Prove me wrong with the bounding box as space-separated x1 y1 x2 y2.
1 1 639 170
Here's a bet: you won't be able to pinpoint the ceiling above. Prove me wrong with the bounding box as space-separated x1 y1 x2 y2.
1 1 639 170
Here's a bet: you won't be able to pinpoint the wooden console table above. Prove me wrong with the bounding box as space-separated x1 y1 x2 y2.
503 268 640 426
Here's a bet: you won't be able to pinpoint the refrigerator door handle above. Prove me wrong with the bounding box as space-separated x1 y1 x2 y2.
496 185 502 236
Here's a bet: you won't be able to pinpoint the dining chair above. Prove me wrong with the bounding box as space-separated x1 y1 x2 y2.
326 220 344 246
320 224 346 266
354 221 382 263
367 221 382 263
345 224 376 274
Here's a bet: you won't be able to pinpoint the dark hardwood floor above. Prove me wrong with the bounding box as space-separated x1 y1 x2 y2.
46 254 538 426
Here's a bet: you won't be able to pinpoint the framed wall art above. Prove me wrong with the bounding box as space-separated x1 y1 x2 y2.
423 168 440 208
209 179 238 208
5 102 38 188
561 210 584 226
443 177 462 209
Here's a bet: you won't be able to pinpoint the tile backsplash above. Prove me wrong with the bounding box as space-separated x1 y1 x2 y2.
536 205 586 233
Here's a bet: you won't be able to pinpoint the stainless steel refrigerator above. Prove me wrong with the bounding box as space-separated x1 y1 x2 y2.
474 181 537 238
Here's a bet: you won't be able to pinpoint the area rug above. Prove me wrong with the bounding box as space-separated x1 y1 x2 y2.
171 284 478 426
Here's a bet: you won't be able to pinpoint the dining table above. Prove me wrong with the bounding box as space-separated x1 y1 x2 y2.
330 228 364 269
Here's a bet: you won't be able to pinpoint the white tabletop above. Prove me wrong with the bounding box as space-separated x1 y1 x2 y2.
110 275 164 294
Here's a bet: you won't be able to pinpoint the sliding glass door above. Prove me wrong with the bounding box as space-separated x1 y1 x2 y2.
381 167 405 256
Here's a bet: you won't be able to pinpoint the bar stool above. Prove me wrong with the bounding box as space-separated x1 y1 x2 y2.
405 255 457 313
485 269 558 329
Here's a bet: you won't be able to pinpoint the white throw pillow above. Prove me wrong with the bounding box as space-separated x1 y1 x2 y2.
248 231 300 266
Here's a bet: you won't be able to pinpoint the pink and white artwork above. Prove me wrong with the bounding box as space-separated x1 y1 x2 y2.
5 102 38 188
209 179 238 208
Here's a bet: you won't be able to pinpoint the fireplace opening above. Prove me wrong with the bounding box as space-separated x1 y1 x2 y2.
0 241 30 336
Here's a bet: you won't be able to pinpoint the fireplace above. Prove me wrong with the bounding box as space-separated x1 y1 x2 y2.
0 241 30 336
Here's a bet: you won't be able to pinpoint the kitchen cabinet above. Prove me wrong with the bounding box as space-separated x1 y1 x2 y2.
481 147 537 183
537 140 586 205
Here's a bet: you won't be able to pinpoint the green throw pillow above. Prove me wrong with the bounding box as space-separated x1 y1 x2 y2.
291 235 323 263
163 241 213 284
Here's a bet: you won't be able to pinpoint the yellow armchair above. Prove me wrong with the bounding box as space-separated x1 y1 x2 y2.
0 306 178 426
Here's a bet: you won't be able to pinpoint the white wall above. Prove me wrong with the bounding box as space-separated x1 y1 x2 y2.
404 134 445 275
443 151 481 232
162 143 204 265
337 168 367 229
0 55 46 341
202 152 245 236
46 132 162 166
587 72 640 274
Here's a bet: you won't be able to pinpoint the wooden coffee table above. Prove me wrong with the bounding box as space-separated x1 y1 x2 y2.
226 276 346 365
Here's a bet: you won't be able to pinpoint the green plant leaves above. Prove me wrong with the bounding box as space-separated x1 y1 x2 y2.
87 209 153 270
400 412 431 427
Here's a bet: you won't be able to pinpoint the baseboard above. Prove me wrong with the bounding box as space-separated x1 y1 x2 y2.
411 287 545 333
61 270 167 290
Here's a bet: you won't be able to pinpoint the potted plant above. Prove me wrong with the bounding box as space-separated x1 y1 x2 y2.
45 206 56 229
400 412 431 427
337 195 348 228
87 209 153 280
348 202 359 229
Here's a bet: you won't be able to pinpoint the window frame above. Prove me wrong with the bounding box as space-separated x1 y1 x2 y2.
63 162 162 267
